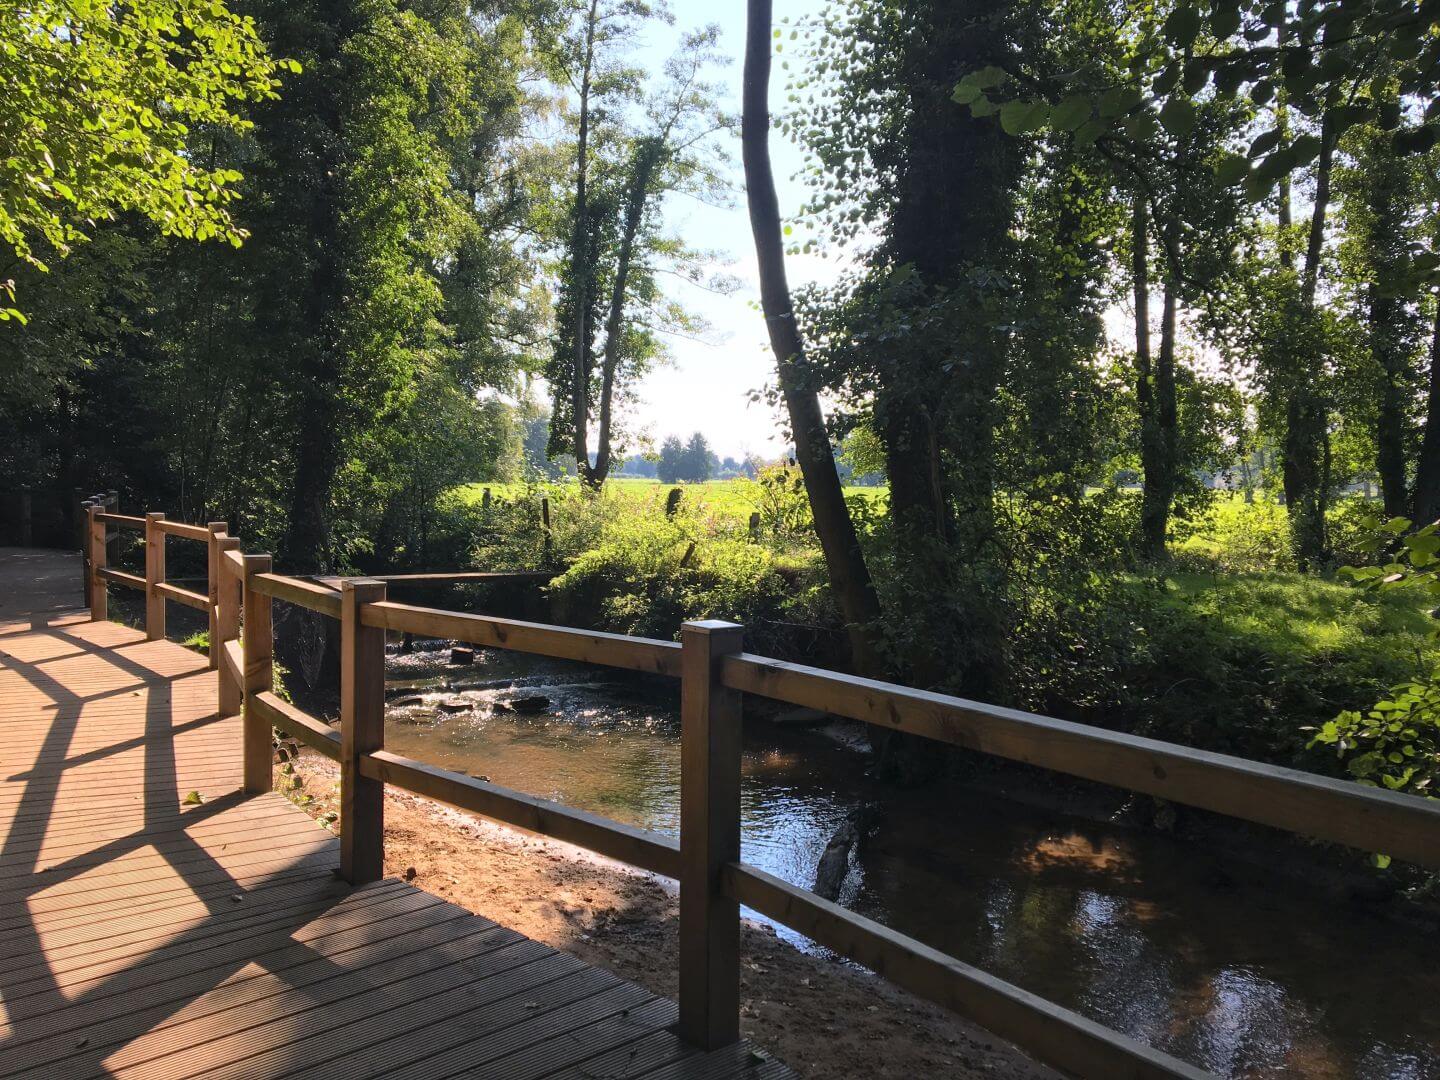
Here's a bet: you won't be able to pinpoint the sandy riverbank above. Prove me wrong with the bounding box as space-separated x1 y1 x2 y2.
288 755 1055 1079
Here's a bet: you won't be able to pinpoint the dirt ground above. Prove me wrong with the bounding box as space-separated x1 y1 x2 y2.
288 755 1056 1080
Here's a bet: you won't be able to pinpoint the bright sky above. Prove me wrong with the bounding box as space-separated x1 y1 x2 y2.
621 0 828 461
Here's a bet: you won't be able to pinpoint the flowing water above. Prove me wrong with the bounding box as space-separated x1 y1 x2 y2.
379 643 1440 1079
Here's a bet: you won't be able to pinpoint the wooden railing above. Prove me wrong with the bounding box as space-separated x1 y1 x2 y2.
81 509 1440 1080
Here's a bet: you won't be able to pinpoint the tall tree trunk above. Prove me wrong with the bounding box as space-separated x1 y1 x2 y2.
1140 286 1179 560
571 0 599 485
1133 198 1159 557
1414 298 1440 524
1371 282 1410 518
1284 113 1337 565
1275 15 1293 271
742 0 885 680
592 144 661 487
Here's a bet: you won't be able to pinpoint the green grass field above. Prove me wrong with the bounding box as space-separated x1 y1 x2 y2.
453 476 886 518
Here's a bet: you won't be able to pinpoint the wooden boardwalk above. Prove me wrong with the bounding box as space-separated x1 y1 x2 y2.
0 548 790 1080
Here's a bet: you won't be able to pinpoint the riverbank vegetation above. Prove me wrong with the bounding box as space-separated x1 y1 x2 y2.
7 0 1440 812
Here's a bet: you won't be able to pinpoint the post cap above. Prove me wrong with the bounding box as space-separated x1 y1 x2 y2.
682 619 743 634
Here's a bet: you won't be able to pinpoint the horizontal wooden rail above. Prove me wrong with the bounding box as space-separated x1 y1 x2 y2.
219 639 243 689
370 570 554 585
361 601 683 678
96 567 144 590
153 519 211 541
250 573 343 618
94 512 145 528
83 504 1440 1078
722 654 1440 870
251 691 340 760
360 749 681 878
722 863 1208 1080
154 581 208 611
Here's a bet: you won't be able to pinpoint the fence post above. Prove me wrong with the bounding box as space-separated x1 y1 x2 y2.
241 553 274 793
145 512 167 641
87 503 107 622
540 496 553 565
678 618 745 1050
206 522 228 669
340 578 388 883
79 497 93 608
215 535 242 717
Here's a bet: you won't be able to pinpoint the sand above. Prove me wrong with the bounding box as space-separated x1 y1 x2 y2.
287 755 1056 1079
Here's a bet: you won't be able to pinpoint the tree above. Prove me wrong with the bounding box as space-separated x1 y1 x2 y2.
680 431 713 482
743 0 886 681
546 4 729 486
656 434 685 484
0 0 289 317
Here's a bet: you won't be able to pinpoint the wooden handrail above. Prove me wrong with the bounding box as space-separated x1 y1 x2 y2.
721 653 1440 871
219 639 244 689
368 570 554 585
96 567 145 590
94 512 145 528
250 572 343 618
361 600 683 677
153 519 211 541
84 506 1440 1079
154 581 208 612
251 691 340 760
360 749 681 878
722 862 1207 1080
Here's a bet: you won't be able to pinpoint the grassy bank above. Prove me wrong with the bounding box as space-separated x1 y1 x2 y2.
433 478 1434 776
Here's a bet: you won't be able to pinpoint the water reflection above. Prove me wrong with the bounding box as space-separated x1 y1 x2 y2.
380 644 1440 1078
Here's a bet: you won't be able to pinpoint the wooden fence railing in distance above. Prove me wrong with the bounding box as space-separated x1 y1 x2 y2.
81 506 1440 1080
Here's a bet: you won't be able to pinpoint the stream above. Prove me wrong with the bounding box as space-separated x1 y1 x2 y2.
374 641 1436 1078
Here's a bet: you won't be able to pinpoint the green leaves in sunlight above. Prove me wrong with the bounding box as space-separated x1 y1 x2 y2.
0 0 295 308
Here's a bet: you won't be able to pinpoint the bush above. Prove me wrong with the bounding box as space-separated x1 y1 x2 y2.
1308 675 1440 798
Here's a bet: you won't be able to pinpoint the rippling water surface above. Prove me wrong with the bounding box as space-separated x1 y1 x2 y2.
379 643 1440 1078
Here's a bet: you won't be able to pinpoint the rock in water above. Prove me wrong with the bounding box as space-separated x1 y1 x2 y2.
450 646 475 665
436 698 471 714
509 694 551 714
389 695 424 708
813 814 868 901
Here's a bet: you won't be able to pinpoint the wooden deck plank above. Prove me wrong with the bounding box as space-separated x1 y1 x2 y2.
0 548 790 1080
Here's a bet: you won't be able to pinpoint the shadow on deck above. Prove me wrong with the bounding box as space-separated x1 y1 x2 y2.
0 548 788 1080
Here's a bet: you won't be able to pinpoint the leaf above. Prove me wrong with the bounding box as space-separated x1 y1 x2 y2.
951 82 982 105
1248 129 1282 158
1164 6 1202 46
1073 117 1109 146
1214 154 1250 186
1000 99 1048 135
969 65 1010 89
1050 95 1092 132
1099 85 1142 118
1289 133 1323 164
182 790 204 806
1159 98 1197 136
1210 3 1241 39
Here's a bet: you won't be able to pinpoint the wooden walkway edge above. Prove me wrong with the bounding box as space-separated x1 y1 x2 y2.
0 547 791 1080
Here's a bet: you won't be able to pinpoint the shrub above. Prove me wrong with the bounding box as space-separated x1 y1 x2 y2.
1308 676 1440 797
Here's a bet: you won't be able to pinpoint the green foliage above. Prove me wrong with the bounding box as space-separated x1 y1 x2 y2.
0 0 289 309
181 630 211 656
1310 677 1440 798
956 0 1440 205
